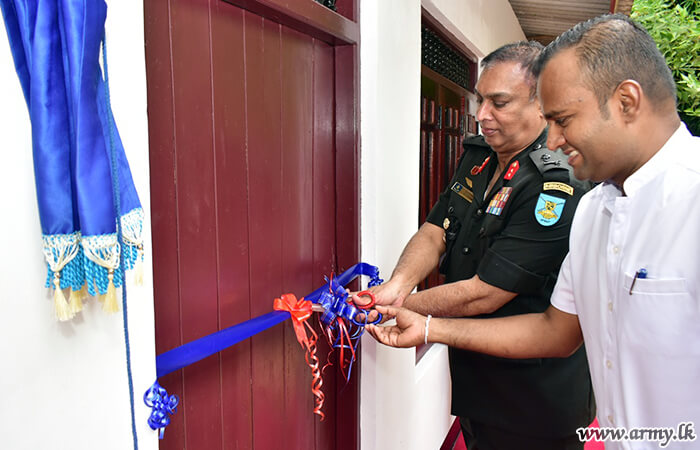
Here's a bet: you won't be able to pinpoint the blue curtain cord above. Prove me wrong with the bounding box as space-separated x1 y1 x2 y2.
102 33 139 450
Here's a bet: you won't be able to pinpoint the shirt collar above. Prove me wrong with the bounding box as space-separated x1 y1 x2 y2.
621 123 690 197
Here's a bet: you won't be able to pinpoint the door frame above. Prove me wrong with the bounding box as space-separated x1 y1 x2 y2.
145 0 361 447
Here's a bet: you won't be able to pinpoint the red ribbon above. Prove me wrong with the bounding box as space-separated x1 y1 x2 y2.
273 294 314 350
273 293 325 420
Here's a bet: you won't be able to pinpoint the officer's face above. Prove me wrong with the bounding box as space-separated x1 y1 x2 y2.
475 61 545 155
539 49 629 184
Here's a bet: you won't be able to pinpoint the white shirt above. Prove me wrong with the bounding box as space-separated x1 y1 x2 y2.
552 124 700 449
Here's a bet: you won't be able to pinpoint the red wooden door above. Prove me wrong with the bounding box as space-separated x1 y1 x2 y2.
144 0 359 448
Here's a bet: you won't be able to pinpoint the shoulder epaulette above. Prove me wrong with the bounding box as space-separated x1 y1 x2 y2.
529 148 587 196
529 148 568 174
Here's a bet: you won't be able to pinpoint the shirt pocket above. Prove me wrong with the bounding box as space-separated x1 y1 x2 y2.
619 273 700 357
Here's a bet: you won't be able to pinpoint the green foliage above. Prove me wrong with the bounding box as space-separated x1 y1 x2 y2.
672 0 699 15
632 0 700 135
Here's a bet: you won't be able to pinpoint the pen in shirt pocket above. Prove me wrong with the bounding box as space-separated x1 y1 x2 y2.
628 268 648 295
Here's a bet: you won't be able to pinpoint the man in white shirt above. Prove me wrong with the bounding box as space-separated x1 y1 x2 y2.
368 14 700 450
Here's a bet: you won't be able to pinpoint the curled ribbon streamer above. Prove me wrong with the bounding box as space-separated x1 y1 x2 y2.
273 293 325 419
314 274 374 384
144 381 179 439
304 338 325 420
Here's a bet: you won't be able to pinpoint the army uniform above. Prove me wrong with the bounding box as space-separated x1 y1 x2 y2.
426 131 595 447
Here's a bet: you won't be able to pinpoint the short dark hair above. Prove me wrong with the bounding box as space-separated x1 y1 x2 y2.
481 41 544 99
533 14 677 113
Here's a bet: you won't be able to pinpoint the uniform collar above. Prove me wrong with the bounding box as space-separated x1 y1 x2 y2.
489 128 548 167
622 123 691 198
481 129 548 201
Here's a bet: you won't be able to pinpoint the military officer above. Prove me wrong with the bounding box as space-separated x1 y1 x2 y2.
359 41 594 449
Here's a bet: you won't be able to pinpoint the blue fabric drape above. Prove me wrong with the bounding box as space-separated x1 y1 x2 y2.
1 0 143 320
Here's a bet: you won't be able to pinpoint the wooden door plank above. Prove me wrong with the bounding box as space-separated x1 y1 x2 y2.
333 44 360 450
144 0 187 446
333 45 359 273
280 26 316 450
210 2 254 449
311 38 338 449
244 12 286 449
170 0 223 448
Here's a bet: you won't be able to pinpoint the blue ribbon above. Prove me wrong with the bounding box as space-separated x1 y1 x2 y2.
156 310 290 378
143 381 179 439
304 262 383 303
314 275 382 327
155 262 382 378
147 262 382 438
312 267 383 381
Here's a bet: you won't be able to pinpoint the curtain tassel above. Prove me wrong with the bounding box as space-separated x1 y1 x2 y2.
69 285 86 314
53 273 73 321
103 269 119 313
134 244 144 286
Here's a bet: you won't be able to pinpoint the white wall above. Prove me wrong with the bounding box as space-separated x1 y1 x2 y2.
359 1 523 448
423 0 526 59
0 2 157 449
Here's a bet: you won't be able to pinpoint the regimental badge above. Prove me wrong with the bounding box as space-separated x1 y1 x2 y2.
543 182 574 196
485 187 513 216
443 217 450 230
535 193 566 226
451 182 474 203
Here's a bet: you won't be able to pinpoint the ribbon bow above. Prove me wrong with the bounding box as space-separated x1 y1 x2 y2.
273 294 314 350
144 381 179 439
273 293 324 419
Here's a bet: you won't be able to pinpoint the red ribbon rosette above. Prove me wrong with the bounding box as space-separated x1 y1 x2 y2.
274 294 314 349
273 293 325 420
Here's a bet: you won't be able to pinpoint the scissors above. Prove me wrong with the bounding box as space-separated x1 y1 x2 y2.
312 278 382 327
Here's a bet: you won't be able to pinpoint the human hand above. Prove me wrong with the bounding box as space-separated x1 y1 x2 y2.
347 289 381 323
350 279 409 308
366 305 428 348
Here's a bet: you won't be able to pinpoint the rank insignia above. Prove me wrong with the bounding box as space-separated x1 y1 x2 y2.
535 193 566 226
485 187 512 216
471 156 491 175
443 218 450 230
464 177 473 188
503 161 520 180
451 182 474 203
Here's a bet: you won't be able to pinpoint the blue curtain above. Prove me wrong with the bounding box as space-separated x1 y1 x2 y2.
1 0 143 320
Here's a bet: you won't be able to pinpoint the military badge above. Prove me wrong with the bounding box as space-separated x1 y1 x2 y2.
485 187 512 216
503 161 520 180
470 156 491 175
543 182 574 196
535 193 566 226
451 182 474 203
